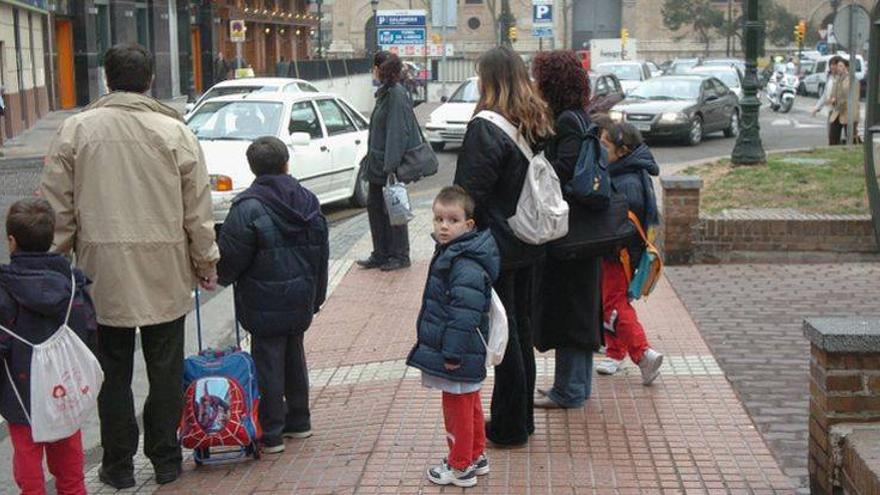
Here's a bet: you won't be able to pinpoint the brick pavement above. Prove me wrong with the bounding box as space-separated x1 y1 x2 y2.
665 263 880 494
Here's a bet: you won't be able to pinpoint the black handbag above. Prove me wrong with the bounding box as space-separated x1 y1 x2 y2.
548 193 637 260
396 137 439 183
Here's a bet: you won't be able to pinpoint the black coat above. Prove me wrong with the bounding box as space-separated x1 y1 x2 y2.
0 253 97 425
217 174 330 338
406 230 501 383
454 117 545 271
535 109 602 352
366 83 421 185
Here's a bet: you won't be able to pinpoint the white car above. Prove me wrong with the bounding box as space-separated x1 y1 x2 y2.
688 65 744 100
425 77 479 151
184 77 321 116
185 92 369 223
595 61 653 94
802 53 866 97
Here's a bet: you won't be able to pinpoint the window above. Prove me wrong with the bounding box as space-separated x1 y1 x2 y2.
289 101 323 139
465 0 483 4
594 77 610 96
187 101 283 140
316 99 357 135
467 17 481 30
298 82 320 92
283 83 300 93
337 99 368 129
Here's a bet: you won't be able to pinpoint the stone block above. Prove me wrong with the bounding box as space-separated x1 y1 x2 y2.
804 318 880 355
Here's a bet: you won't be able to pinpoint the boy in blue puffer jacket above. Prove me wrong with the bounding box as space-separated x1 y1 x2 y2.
406 186 500 489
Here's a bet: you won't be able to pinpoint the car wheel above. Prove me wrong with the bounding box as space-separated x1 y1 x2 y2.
350 164 369 208
687 116 703 146
724 110 739 138
430 141 445 152
797 81 806 96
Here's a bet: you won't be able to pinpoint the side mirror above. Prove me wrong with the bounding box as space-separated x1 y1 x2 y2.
185 103 195 113
440 96 448 103
288 132 311 147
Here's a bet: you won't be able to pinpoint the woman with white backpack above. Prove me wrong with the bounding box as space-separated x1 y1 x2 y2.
454 46 555 448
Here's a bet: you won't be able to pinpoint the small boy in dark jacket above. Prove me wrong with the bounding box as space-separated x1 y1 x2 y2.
217 136 329 454
0 198 97 495
406 186 500 488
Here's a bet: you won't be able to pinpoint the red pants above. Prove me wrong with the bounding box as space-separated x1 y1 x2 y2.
601 259 649 364
8 424 86 495
442 391 486 470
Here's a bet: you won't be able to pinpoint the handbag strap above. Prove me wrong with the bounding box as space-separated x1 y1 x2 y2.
627 211 650 244
473 111 535 161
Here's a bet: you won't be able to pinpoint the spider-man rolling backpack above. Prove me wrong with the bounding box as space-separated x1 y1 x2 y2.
179 289 261 464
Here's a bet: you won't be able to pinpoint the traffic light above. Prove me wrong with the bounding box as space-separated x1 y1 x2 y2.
794 20 807 47
621 28 629 46
508 25 518 42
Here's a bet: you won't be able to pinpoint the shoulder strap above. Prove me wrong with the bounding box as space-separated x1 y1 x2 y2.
628 210 650 244
63 272 76 326
0 321 35 347
473 111 535 161
3 358 32 424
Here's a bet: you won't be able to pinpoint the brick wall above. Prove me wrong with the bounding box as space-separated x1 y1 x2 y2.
841 429 880 495
660 176 702 265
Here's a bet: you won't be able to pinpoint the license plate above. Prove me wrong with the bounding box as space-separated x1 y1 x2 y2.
633 122 652 132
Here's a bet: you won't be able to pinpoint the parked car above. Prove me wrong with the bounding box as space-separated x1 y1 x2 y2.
184 77 321 116
595 61 653 93
588 71 626 115
702 58 746 74
185 92 370 222
665 58 702 75
796 59 817 95
646 61 663 78
688 65 744 100
802 53 866 97
425 77 479 151
609 75 740 146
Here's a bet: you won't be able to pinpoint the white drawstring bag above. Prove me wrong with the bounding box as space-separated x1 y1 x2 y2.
476 289 508 367
0 274 104 443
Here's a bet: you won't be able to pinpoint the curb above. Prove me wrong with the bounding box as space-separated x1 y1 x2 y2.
659 146 819 177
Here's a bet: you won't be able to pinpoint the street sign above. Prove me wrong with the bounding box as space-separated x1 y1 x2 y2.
377 9 427 50
834 5 870 52
378 28 426 46
532 0 553 24
230 20 246 43
376 10 426 27
816 41 828 55
532 26 553 39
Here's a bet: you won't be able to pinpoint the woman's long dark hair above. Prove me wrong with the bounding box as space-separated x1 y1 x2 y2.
373 51 402 86
532 50 590 118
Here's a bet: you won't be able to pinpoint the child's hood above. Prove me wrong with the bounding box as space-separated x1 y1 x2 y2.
234 174 321 227
0 253 82 318
433 229 501 282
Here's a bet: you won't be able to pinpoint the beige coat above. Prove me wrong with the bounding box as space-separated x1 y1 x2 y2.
41 92 219 327
830 73 861 125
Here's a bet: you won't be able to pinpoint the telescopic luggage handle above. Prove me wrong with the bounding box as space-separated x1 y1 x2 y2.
194 287 241 353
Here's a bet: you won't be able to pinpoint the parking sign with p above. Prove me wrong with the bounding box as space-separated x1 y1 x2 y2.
532 0 552 24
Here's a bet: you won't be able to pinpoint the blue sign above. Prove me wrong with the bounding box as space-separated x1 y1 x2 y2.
532 26 553 39
533 3 552 23
816 41 829 55
376 10 426 27
378 28 427 46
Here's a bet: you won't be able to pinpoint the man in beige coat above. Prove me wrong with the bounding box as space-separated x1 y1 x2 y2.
40 44 219 489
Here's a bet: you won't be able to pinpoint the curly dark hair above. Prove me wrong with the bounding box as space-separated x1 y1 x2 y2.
532 50 590 118
373 51 402 86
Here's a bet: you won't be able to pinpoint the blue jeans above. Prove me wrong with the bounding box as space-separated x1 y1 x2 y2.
547 347 594 408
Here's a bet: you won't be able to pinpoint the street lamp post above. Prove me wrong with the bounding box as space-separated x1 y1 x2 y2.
829 0 840 52
316 0 323 59
371 0 380 55
731 0 766 165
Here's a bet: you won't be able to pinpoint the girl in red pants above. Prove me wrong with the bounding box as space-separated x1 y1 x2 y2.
596 122 664 386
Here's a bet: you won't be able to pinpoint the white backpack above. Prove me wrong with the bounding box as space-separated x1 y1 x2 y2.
476 289 508 367
474 111 569 245
0 274 104 443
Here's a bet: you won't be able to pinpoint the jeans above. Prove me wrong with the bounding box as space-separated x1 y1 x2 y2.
442 391 486 470
251 333 311 439
97 316 185 476
547 348 594 408
366 183 410 262
9 424 85 495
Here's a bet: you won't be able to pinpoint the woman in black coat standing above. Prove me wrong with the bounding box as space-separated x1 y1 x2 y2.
454 46 555 447
531 50 603 409
357 51 421 272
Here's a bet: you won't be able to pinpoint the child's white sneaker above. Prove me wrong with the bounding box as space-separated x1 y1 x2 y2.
427 460 478 487
638 348 663 386
596 358 623 375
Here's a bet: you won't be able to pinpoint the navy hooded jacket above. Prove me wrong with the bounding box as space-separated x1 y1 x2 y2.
0 253 97 425
217 174 330 338
406 229 501 383
609 143 660 261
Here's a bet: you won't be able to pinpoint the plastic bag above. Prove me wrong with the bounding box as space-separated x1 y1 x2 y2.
383 175 414 226
476 289 509 367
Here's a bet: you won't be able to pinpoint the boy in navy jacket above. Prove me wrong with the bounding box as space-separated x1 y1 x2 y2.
217 136 329 454
0 198 97 494
406 186 500 488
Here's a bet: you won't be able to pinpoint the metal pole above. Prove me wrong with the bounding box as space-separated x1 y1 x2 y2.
317 0 323 59
862 0 880 247
731 0 766 165
440 0 447 99
236 41 243 76
846 2 857 145
830 0 840 52
726 0 733 57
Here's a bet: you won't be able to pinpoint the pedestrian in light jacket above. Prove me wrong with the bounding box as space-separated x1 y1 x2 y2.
217 136 329 455
40 43 219 490
357 51 421 272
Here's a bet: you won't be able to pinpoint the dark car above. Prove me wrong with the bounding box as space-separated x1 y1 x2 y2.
609 75 740 146
587 71 626 115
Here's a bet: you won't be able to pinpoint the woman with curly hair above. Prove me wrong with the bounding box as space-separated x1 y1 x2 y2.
454 46 554 449
531 50 603 409
358 51 420 271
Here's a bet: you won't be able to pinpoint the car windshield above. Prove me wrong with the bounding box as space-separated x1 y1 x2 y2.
598 63 642 81
670 60 699 74
449 80 479 103
699 70 739 88
629 78 701 100
187 101 283 140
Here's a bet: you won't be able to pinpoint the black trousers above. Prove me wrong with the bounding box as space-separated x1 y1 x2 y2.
251 333 310 439
97 316 185 475
487 264 540 446
829 119 845 145
366 183 410 262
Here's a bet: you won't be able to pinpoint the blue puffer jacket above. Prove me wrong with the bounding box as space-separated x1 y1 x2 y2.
609 143 660 262
217 174 329 338
0 253 97 425
406 230 500 383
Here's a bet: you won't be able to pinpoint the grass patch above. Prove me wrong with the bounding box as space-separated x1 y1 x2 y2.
680 146 869 215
